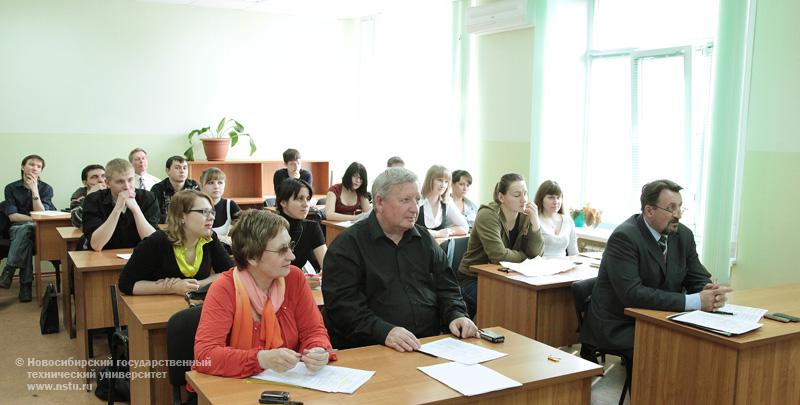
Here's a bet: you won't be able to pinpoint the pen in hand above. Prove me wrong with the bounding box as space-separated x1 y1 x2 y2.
711 310 734 315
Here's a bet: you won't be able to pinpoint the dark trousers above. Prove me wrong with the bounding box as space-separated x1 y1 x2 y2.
8 222 35 284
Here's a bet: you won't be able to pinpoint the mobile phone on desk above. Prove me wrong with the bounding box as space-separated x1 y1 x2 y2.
259 399 303 405
479 329 505 343
764 314 791 323
773 313 800 322
260 391 290 401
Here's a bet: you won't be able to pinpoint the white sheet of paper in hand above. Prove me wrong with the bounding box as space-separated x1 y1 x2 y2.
251 363 375 394
417 362 521 396
116 253 132 260
499 257 575 277
671 310 762 335
418 337 507 364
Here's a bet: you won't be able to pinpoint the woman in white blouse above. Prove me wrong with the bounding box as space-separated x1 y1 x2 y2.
534 180 577 257
417 165 469 238
451 169 478 228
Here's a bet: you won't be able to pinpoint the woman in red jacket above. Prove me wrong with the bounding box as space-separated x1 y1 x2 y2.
193 209 334 378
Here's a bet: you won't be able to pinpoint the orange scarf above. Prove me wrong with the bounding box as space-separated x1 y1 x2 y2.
230 267 285 350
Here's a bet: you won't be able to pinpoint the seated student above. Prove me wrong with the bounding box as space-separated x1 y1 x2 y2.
273 148 312 194
386 156 405 168
150 155 199 223
451 170 478 228
324 162 371 222
193 209 333 379
323 168 477 351
0 155 56 302
276 179 325 289
199 167 241 247
69 164 107 228
82 159 159 251
535 180 577 257
458 173 544 318
118 190 233 296
417 165 468 239
129 148 160 191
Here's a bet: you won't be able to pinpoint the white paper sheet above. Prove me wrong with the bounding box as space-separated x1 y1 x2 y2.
115 253 132 260
507 266 598 286
579 251 604 260
31 210 67 217
715 304 768 323
670 310 762 335
251 363 374 394
418 337 507 364
417 362 521 396
499 257 575 277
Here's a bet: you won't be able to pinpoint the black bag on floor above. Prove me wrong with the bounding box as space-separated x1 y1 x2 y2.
39 282 59 334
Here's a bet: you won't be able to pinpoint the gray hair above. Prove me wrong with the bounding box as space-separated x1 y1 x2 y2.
372 167 418 199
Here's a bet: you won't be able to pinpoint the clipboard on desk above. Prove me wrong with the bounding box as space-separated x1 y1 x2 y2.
667 310 762 337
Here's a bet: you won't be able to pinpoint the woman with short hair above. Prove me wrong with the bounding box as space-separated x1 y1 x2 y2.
193 209 333 378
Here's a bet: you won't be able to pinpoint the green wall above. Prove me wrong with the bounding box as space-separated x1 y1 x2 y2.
732 0 800 289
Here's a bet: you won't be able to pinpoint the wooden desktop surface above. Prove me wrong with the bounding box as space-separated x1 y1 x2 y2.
626 283 800 404
187 327 602 405
471 263 598 348
31 211 72 305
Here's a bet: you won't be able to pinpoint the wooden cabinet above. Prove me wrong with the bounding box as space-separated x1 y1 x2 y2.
188 160 330 208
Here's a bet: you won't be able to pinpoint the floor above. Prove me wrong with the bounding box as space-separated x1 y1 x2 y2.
0 270 630 404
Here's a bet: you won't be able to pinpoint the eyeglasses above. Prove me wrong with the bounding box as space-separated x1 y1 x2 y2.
651 205 688 216
264 241 296 256
188 208 215 219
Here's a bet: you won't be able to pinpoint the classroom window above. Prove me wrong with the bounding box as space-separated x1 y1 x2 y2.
580 0 718 235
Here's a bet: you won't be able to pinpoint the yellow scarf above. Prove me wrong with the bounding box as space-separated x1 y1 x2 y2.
173 236 212 278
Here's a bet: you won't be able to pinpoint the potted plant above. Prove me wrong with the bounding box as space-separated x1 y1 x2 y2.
184 117 257 161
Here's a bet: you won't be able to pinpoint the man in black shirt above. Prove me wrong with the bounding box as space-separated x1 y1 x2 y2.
1 155 56 302
150 155 198 223
83 159 159 251
272 148 312 194
323 167 477 351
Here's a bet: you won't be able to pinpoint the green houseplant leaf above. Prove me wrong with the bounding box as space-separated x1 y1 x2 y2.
185 119 257 161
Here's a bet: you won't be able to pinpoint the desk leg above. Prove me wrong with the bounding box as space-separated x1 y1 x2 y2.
475 275 538 339
74 267 90 384
35 236 43 306
61 245 75 338
631 320 737 404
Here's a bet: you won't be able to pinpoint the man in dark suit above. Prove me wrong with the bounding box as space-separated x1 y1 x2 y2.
580 179 732 358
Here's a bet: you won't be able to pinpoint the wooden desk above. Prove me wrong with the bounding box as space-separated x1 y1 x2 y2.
71 248 131 380
187 327 602 404
31 211 72 305
122 294 188 405
626 284 800 404
56 226 82 338
471 263 598 348
322 220 351 246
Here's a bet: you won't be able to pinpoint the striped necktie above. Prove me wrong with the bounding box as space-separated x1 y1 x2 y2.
658 235 668 261
138 176 145 190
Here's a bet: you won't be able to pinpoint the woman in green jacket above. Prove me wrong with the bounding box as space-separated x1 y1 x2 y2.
457 173 544 318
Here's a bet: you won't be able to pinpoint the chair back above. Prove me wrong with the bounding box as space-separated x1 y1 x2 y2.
166 305 204 388
440 236 469 275
570 277 597 332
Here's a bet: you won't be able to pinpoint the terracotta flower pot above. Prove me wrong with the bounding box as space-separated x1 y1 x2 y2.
201 138 230 161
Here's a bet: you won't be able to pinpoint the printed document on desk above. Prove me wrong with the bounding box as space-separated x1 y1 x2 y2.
418 362 521 396
499 257 575 277
251 363 374 394
31 210 67 217
116 253 132 260
507 265 598 286
669 310 763 336
715 304 768 323
418 337 507 364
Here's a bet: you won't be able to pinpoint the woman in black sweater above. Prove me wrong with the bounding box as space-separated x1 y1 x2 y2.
119 189 234 295
276 178 326 289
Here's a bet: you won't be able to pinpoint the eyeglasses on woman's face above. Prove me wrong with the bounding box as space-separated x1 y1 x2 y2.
188 208 215 219
264 240 296 256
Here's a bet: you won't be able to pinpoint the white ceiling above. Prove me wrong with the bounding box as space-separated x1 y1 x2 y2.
136 0 409 19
